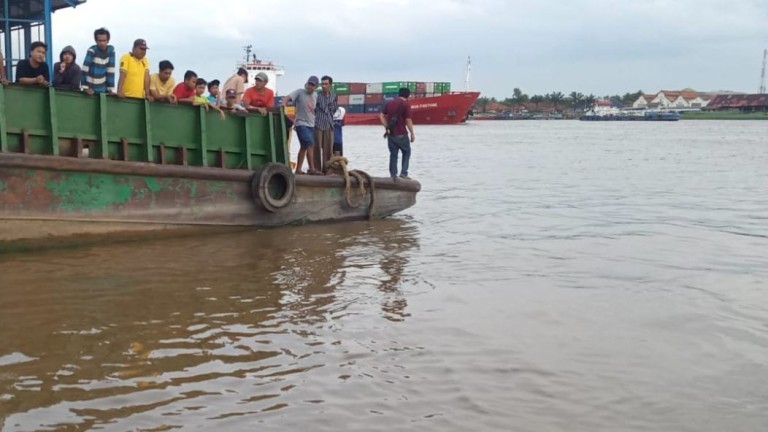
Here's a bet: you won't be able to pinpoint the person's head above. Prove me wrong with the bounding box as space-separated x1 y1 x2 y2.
183 70 198 88
93 27 110 51
254 72 268 89
158 60 174 82
305 75 319 93
207 79 220 96
225 89 237 106
320 75 333 94
237 67 248 83
195 78 206 96
29 42 46 64
398 87 411 99
131 38 149 59
60 46 76 64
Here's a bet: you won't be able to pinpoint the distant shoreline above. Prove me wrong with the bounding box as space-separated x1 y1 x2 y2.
680 112 768 120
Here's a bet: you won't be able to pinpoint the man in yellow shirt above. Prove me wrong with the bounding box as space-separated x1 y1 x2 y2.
149 60 176 103
118 39 151 99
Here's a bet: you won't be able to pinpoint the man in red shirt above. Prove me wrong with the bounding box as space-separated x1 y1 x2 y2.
242 71 274 115
380 87 415 180
172 70 198 104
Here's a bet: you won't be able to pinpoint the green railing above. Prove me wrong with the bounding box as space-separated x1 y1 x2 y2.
0 85 289 170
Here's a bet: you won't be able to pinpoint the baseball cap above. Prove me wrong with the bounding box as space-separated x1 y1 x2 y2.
255 72 269 82
307 75 319 86
133 38 149 49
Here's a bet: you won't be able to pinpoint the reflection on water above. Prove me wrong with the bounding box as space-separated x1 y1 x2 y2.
0 219 420 430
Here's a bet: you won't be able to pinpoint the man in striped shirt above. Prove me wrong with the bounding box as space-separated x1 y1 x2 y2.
314 75 338 172
81 27 116 94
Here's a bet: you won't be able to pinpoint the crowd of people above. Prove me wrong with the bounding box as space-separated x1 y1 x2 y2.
1 27 416 179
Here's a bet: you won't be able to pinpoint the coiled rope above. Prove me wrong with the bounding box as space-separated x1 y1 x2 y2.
325 155 376 220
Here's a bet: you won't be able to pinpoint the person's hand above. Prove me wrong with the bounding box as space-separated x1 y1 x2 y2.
35 75 46 85
59 63 66 73
169 94 177 105
146 93 154 102
84 88 94 95
0 77 8 86
219 111 226 120
256 107 267 116
117 90 125 98
409 132 415 143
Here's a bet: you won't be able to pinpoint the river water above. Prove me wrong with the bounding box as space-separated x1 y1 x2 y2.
1 120 767 431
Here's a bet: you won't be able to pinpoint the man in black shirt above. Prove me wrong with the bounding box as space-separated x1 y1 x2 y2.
16 41 50 87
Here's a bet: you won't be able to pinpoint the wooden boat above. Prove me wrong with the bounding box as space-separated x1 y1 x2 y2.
0 85 420 251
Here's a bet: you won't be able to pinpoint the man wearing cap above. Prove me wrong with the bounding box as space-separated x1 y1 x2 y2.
222 68 248 105
118 39 151 100
222 88 248 115
242 71 274 115
282 76 320 175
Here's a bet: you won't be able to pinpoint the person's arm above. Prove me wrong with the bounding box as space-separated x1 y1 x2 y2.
0 50 7 85
406 118 415 142
106 50 116 93
210 102 226 120
81 50 93 93
117 65 127 97
144 68 152 101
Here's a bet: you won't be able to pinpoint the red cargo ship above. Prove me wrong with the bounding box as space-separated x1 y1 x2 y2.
343 91 481 126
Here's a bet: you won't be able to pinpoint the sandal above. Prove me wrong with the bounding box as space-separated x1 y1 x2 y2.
308 169 323 176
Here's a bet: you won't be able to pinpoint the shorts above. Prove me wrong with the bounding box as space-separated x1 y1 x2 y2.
295 125 314 149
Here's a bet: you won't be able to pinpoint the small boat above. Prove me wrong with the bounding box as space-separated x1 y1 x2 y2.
0 85 420 251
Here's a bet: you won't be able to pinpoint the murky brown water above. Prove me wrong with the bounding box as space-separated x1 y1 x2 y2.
2 120 768 431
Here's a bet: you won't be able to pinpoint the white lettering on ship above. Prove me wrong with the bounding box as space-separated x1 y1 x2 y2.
411 103 439 109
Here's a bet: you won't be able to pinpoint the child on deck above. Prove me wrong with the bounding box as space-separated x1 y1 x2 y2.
193 78 225 120
332 106 345 156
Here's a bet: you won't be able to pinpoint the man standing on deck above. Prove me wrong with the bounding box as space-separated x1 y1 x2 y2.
380 87 415 180
222 68 248 105
314 75 337 172
282 75 320 175
117 39 151 100
81 28 116 94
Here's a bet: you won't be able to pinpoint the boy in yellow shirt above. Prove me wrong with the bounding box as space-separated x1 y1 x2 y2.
193 78 225 120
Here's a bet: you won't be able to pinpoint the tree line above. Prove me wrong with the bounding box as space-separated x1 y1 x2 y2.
474 88 645 113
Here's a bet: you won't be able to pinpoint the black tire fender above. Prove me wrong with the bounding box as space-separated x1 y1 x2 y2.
251 163 295 212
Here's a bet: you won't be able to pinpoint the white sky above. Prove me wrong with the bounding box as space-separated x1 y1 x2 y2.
51 0 768 97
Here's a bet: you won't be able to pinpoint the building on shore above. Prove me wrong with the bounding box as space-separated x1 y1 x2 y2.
632 89 715 110
703 94 768 112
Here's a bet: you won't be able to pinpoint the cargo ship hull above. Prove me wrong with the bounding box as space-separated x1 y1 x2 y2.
343 92 480 126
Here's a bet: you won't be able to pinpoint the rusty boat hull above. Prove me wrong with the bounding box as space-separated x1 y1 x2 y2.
0 86 419 251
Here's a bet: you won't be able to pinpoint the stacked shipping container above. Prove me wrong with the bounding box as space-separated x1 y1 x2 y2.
325 81 453 115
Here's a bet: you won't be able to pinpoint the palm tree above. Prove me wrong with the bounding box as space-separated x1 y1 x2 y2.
530 95 544 111
549 91 565 112
475 96 491 113
584 94 596 110
568 91 584 113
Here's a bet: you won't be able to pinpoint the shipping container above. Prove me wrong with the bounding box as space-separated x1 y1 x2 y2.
349 94 365 105
333 82 350 94
364 104 382 113
383 92 398 99
413 92 426 99
349 82 366 93
424 93 435 98
366 82 383 94
415 82 426 92
443 82 452 92
425 82 435 93
337 94 349 105
407 82 417 93
346 104 365 114
365 93 383 104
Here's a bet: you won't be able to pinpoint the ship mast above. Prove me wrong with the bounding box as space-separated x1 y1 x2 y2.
243 44 253 63
760 48 767 94
465 56 472 92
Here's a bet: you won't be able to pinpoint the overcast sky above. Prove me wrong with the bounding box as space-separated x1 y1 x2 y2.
52 0 768 98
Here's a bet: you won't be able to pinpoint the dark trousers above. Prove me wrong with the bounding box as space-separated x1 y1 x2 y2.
388 134 411 177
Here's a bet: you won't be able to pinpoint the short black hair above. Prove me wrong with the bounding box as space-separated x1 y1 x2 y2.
94 27 110 41
398 87 411 98
321 75 333 84
195 78 207 86
207 79 220 90
184 70 198 81
237 68 247 77
159 60 174 71
29 41 47 53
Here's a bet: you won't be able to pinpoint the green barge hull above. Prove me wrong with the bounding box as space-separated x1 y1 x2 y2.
0 86 419 250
